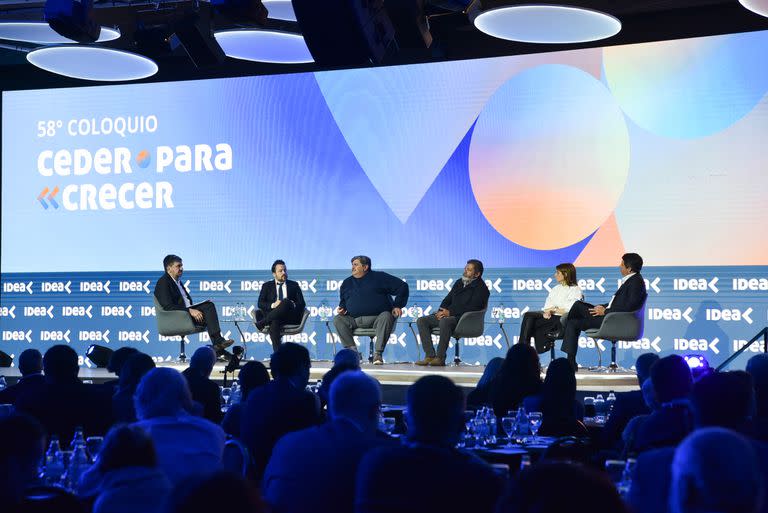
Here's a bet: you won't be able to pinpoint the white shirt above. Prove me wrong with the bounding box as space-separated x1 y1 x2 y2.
608 272 636 308
543 284 583 312
175 278 191 308
275 280 287 301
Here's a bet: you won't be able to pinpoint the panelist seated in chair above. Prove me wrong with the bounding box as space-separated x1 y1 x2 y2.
518 263 583 354
560 253 647 371
255 259 306 352
333 255 409 366
154 254 234 357
415 259 490 367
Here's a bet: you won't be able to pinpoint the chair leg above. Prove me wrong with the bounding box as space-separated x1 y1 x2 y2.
609 340 618 370
453 337 462 366
178 336 187 363
369 338 374 363
550 344 556 362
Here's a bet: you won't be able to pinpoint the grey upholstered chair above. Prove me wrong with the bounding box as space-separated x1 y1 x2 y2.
153 296 205 362
353 317 400 363
585 300 646 372
430 308 487 366
251 308 310 339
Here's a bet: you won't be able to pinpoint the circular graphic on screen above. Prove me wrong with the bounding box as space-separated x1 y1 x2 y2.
136 149 152 168
603 31 768 139
469 64 630 250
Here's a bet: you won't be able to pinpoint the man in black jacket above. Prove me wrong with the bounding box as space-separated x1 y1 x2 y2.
255 259 306 352
560 253 647 371
415 259 490 367
0 349 44 405
154 254 234 357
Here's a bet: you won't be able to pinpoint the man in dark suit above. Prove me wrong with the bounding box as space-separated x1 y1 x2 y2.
415 259 490 367
240 343 321 480
0 349 44 405
255 259 306 352
154 254 234 357
560 252 647 370
181 346 222 423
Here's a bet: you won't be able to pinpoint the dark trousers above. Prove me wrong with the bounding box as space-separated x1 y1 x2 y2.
417 314 458 360
261 301 303 352
561 301 603 359
191 301 224 344
518 311 562 354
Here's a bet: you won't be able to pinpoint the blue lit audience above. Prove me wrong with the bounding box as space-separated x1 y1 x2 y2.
317 348 361 408
488 343 543 417
181 346 223 423
0 413 46 511
0 348 44 405
221 361 270 438
111 353 156 423
522 357 586 437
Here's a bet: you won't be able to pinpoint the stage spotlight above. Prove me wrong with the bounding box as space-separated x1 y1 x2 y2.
44 0 101 43
684 354 712 380
0 351 13 368
86 344 114 368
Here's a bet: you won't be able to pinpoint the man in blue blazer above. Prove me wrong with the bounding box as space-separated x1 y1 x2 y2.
255 260 306 352
560 253 647 371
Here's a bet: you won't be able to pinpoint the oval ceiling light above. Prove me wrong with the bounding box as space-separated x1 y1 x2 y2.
27 46 158 81
474 4 621 44
263 0 297 21
740 0 768 17
0 21 120 44
214 30 313 64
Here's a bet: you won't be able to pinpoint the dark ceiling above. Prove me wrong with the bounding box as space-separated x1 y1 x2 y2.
1 0 768 91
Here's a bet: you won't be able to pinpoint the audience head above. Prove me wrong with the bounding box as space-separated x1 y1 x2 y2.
333 348 361 369
18 349 43 376
237 361 270 400
496 461 629 513
97 424 157 474
107 347 140 376
189 346 216 378
555 263 577 286
635 352 660 386
670 428 763 513
466 259 484 278
621 252 643 273
329 371 381 432
406 375 464 446
691 370 755 429
134 368 193 420
498 343 542 406
0 414 46 504
641 377 659 411
651 354 693 404
747 353 768 417
43 345 79 382
270 342 311 388
118 352 156 391
165 471 265 513
541 358 576 415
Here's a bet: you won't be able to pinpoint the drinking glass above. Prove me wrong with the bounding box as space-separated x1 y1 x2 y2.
221 387 231 404
605 459 626 486
501 416 516 447
382 418 396 435
85 436 104 463
528 412 542 443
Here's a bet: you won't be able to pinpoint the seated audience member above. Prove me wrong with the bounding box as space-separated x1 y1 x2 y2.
317 348 361 408
488 343 543 417
0 413 46 512
112 353 156 423
517 263 582 353
182 347 222 423
0 349 44 405
747 353 768 439
415 259 489 367
104 347 140 388
240 343 320 480
495 461 629 513
133 368 225 486
601 352 660 449
523 358 586 437
221 361 269 438
621 377 659 451
165 471 266 513
264 371 394 513
466 357 504 408
630 354 693 453
91 425 172 513
356 375 503 513
629 370 768 513
15 345 112 440
670 428 764 513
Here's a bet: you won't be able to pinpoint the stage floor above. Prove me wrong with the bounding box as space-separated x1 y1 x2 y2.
0 360 640 392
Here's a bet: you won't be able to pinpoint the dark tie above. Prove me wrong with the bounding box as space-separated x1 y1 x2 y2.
278 283 284 300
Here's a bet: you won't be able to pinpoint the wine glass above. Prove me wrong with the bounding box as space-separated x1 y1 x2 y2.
501 416 516 447
85 436 104 463
528 412 542 443
382 418 396 435
221 387 232 405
